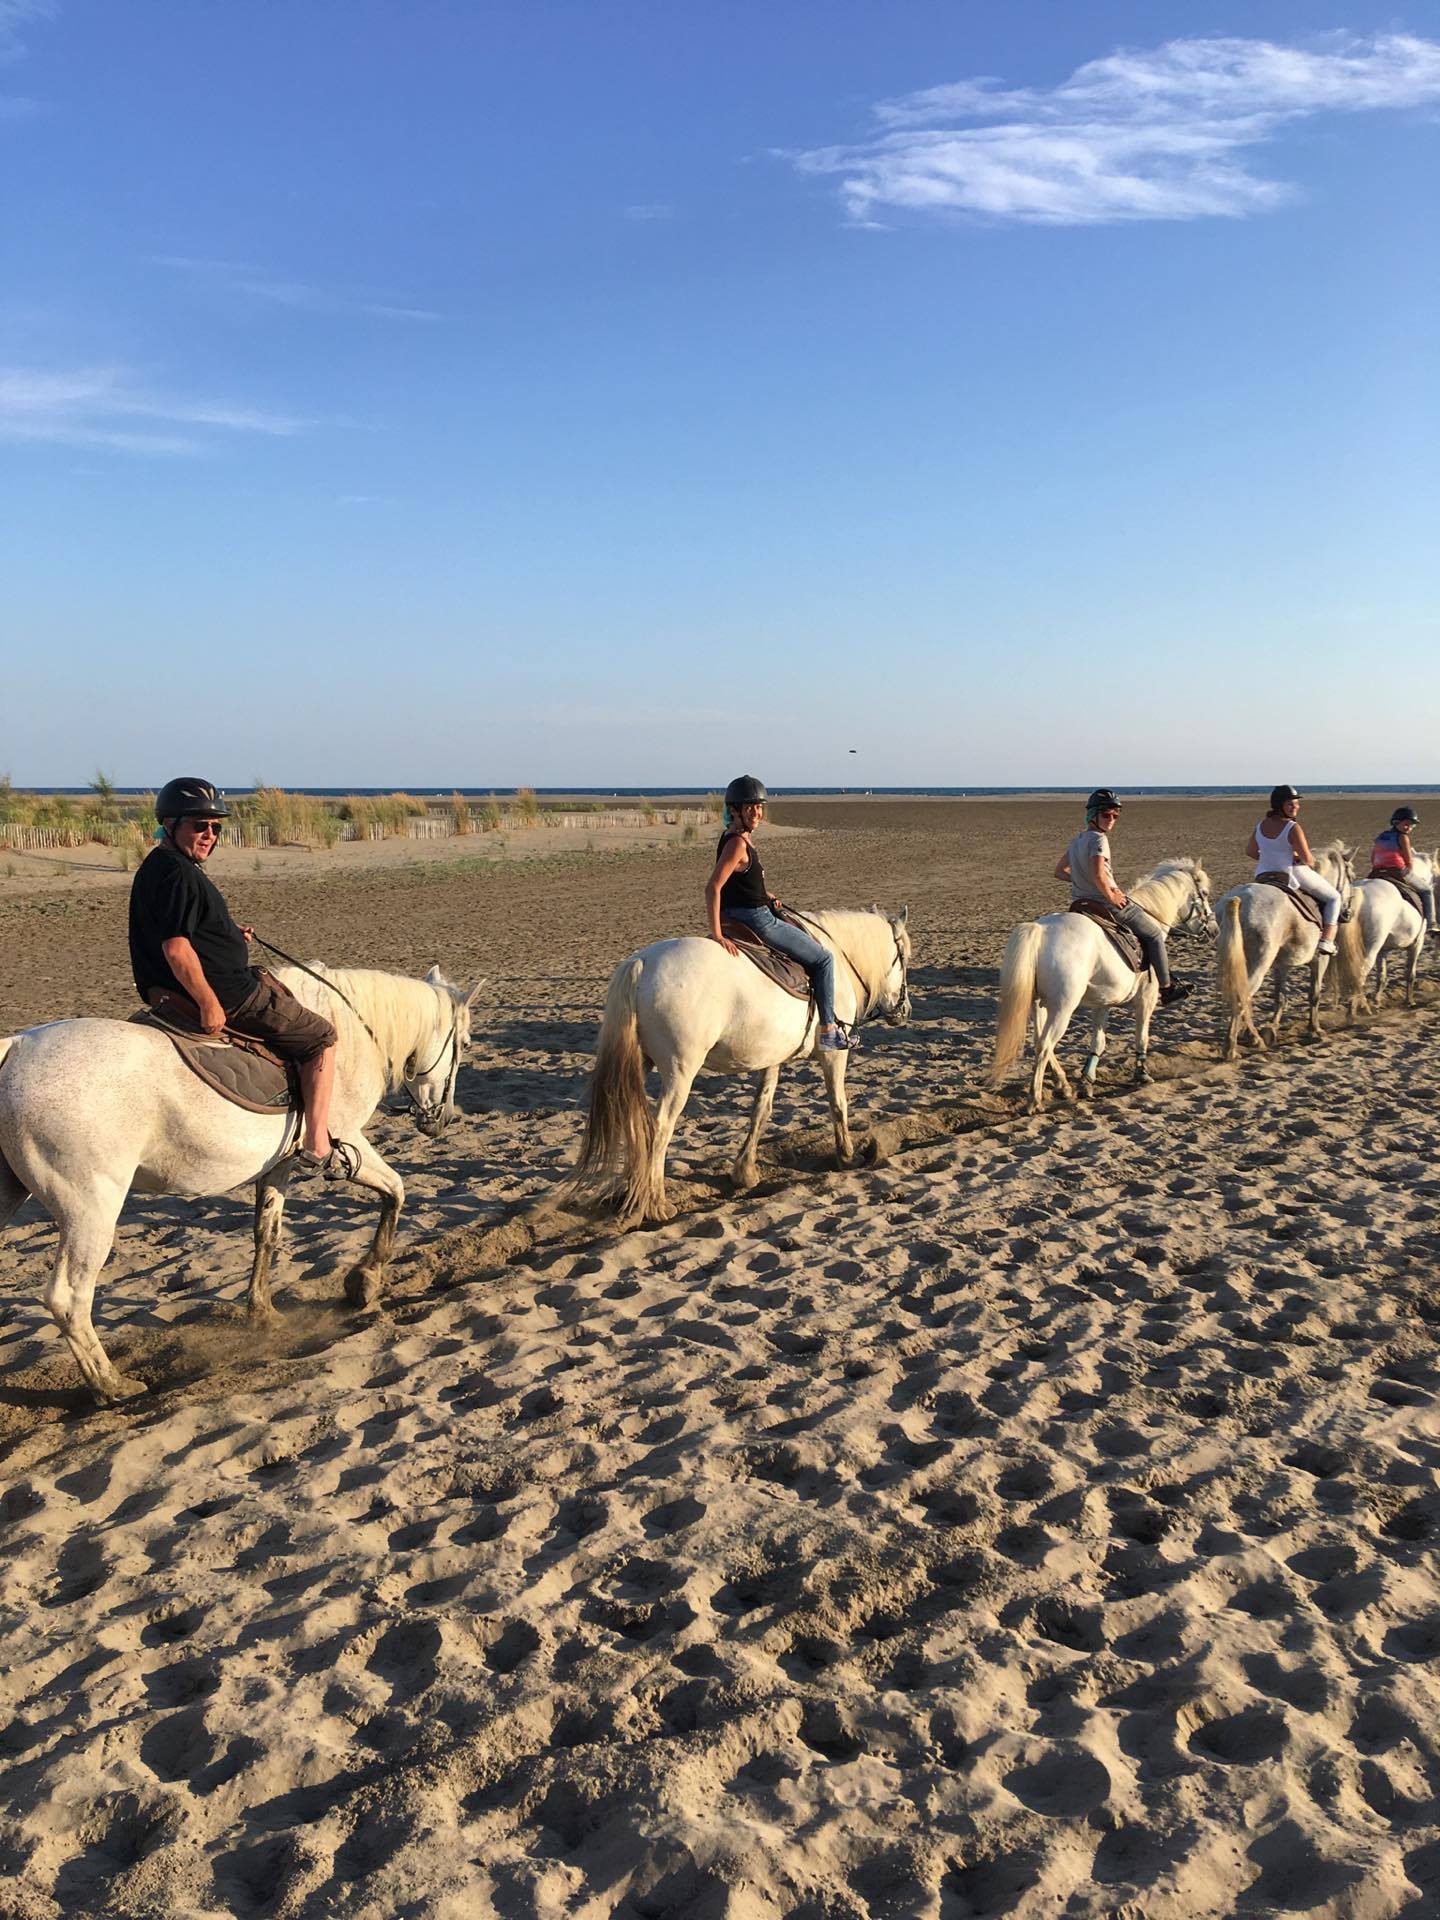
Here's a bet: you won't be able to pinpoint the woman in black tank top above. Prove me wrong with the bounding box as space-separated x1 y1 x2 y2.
704 775 848 1050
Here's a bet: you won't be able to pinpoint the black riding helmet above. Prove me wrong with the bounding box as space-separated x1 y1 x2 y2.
1269 784 1301 811
1392 806 1418 827
1086 788 1122 821
155 776 230 823
724 775 767 811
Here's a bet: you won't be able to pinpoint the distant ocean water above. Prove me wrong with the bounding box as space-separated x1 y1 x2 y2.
48 785 1440 800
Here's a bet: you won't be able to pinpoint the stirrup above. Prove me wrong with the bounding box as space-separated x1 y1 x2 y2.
819 1023 852 1052
291 1139 362 1181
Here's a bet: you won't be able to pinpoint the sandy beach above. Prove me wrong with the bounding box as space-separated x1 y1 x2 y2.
1 797 1437 1918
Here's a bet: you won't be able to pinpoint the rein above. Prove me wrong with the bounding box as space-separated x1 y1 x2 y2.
251 934 458 1101
787 910 907 1025
250 935 386 1053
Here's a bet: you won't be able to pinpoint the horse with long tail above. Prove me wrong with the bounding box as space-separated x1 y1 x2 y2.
565 907 911 1225
989 859 1215 1112
0 964 483 1402
1214 842 1359 1059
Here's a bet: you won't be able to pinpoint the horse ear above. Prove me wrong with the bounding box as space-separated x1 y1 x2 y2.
463 978 488 1009
424 964 445 986
897 905 909 926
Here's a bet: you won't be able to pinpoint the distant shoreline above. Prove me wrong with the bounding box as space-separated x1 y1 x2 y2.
25 783 1440 802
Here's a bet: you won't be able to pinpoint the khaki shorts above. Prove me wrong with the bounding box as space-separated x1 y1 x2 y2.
225 970 337 1064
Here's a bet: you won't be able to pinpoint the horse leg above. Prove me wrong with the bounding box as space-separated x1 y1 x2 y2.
1030 999 1078 1112
1307 958 1327 1038
337 1141 405 1309
631 1061 697 1224
733 1066 780 1192
1268 967 1288 1043
1080 1011 1108 1096
47 1185 144 1404
1134 979 1159 1082
817 1048 854 1166
248 1165 295 1321
0 1156 28 1231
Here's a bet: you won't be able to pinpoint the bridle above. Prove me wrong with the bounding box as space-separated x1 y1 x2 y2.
395 1009 464 1136
789 910 910 1026
252 934 463 1135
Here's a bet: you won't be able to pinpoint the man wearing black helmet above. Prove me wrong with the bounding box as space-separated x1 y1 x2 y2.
129 778 348 1175
1055 790 1192 1005
1371 805 1437 930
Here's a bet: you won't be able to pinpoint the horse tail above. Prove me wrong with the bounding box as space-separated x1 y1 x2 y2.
1216 895 1251 1019
989 923 1042 1086
1335 898 1368 1010
565 957 654 1210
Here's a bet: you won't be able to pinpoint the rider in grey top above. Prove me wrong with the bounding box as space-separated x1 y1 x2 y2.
1055 790 1193 1006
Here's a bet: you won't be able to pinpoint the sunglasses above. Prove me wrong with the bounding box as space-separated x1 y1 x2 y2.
187 819 224 835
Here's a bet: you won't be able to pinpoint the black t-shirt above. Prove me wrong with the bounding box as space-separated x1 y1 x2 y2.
128 839 256 1011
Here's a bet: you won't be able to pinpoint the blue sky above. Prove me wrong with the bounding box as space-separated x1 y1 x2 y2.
3 2 1438 789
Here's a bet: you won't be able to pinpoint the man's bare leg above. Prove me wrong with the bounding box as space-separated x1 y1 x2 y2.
299 1047 336 1158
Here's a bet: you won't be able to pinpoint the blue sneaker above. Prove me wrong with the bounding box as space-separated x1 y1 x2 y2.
819 1024 851 1051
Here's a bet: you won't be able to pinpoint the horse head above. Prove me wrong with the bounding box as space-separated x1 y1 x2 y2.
406 969 487 1135
869 904 912 1026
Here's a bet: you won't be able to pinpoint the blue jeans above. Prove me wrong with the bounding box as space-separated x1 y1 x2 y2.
726 905 837 1025
1416 883 1437 929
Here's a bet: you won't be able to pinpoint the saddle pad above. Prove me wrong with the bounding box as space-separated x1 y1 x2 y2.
1368 870 1426 917
719 920 813 1001
1253 872 1324 929
1066 900 1146 972
130 1009 300 1115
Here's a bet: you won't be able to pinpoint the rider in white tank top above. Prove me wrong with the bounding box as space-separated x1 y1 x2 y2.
1254 816 1298 884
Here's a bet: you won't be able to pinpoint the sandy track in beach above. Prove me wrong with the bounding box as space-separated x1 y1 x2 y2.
1 798 1437 1915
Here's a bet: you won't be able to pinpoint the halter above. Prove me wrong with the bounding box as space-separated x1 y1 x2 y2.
253 934 462 1132
789 911 910 1026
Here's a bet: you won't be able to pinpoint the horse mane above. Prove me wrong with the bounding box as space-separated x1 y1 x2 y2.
274 964 439 1091
801 907 909 986
1312 839 1353 885
1129 856 1210 920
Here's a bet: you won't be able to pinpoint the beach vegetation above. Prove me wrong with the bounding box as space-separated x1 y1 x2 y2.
478 794 502 831
516 787 541 827
451 792 472 835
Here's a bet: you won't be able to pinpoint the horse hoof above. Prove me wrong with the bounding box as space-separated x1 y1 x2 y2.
344 1268 383 1309
731 1168 757 1194
95 1372 148 1405
246 1301 280 1326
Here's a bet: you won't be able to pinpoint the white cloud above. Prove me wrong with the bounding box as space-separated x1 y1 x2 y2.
0 0 54 62
155 256 443 321
0 365 306 455
787 32 1440 227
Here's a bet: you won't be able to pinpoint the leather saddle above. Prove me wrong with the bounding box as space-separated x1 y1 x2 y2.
1067 899 1146 972
719 919 813 1001
130 1000 299 1115
1253 871 1325 930
1368 869 1426 917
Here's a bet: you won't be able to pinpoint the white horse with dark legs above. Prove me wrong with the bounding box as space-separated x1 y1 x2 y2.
1215 842 1358 1060
0 965 483 1403
989 860 1215 1113
1343 850 1435 1014
566 908 911 1225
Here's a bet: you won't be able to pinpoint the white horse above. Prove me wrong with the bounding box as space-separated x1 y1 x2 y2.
0 964 483 1403
1342 850 1435 1014
565 908 911 1224
989 859 1216 1112
1215 842 1357 1060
